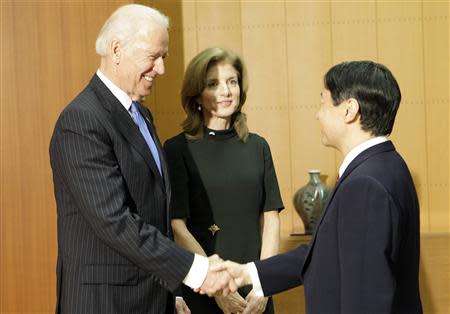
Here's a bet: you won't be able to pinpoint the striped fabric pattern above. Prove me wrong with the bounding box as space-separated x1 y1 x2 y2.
50 74 194 314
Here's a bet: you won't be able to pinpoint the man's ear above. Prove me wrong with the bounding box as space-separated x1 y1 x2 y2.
344 98 359 123
110 39 121 64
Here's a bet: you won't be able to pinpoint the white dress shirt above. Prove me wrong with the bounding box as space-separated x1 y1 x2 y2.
338 136 388 178
96 69 133 112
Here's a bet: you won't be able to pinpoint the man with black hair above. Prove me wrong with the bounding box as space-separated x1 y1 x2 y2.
214 61 423 314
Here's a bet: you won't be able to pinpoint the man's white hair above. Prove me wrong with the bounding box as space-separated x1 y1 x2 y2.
95 4 169 56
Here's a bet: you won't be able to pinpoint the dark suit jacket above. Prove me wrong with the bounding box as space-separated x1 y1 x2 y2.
50 74 194 314
255 141 422 314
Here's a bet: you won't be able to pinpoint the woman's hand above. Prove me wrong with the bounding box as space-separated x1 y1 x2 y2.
175 297 191 314
214 291 247 314
242 289 268 314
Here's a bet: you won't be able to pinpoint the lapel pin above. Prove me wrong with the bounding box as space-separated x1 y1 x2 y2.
208 224 220 236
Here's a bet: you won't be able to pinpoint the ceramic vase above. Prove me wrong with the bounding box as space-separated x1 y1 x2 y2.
293 170 330 234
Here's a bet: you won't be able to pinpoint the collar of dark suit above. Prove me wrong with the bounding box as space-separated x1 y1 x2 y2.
90 74 154 122
89 74 126 114
338 140 395 183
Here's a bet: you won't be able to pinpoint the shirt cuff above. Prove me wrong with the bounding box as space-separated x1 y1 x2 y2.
247 262 264 297
183 254 209 289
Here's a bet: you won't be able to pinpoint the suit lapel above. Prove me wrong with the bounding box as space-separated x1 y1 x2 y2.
89 75 165 188
300 141 395 275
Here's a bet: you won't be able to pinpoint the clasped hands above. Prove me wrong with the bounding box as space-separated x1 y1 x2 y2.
194 254 251 297
194 255 268 313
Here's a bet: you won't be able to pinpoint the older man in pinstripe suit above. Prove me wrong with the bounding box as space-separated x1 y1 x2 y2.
49 4 236 314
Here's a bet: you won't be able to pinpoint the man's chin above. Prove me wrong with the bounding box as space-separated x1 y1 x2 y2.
321 138 331 147
141 87 153 97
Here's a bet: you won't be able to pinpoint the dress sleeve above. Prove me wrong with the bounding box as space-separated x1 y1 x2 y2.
261 137 284 212
163 136 190 219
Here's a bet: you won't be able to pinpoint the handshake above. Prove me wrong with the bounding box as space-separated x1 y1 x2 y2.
178 255 269 314
195 254 252 297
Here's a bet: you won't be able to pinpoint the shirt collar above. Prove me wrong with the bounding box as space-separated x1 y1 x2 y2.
339 136 388 178
96 69 133 111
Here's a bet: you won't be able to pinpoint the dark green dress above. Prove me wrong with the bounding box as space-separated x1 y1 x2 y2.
164 127 284 314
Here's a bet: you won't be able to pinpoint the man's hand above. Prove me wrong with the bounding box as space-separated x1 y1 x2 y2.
242 289 267 314
195 255 238 297
211 260 252 288
214 291 247 314
175 297 191 314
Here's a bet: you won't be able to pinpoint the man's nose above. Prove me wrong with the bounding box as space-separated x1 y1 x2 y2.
154 57 165 75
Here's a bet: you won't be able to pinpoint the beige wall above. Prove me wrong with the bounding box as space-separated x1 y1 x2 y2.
1 0 448 313
0 1 183 311
0 1 131 312
170 1 449 236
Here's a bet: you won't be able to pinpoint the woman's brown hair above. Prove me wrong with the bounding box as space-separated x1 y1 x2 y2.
181 47 249 141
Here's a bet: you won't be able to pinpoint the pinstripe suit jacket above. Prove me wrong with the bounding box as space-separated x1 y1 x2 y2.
50 74 194 314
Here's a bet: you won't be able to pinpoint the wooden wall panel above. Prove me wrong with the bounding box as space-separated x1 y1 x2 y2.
422 2 449 232
139 0 186 141
330 1 378 63
285 2 334 233
179 1 198 65
419 234 450 314
377 2 431 231
240 2 293 234
1 1 131 312
195 2 242 53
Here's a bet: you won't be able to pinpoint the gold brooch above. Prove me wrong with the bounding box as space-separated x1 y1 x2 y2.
208 224 220 236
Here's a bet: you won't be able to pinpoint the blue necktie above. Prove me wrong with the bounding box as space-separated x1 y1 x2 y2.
130 102 162 176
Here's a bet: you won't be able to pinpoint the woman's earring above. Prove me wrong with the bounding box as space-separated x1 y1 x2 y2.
197 106 202 111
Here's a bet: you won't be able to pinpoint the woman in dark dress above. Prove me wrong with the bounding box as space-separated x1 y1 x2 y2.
164 47 284 314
